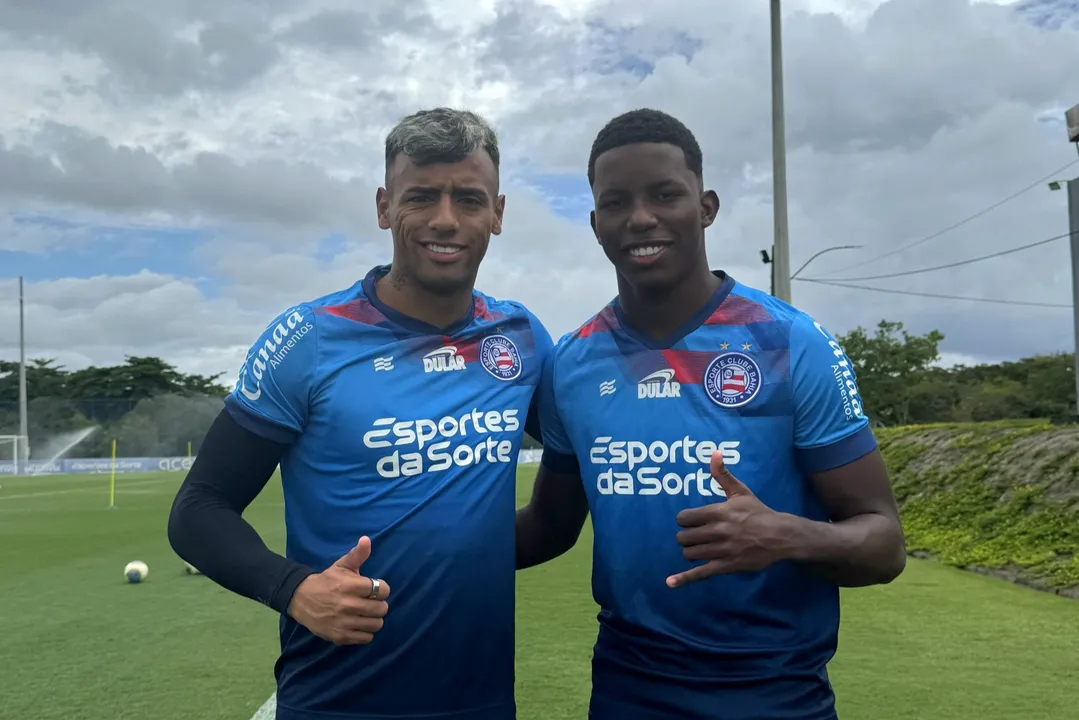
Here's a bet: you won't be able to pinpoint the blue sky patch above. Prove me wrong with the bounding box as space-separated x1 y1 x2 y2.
585 22 702 77
1 213 217 289
1015 0 1079 30
526 173 594 223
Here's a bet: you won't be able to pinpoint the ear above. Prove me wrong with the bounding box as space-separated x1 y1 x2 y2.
376 187 391 230
491 193 506 236
700 189 720 229
590 210 599 243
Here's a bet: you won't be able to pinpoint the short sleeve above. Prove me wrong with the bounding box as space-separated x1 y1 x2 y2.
223 304 318 445
523 313 554 442
790 313 877 474
537 336 579 474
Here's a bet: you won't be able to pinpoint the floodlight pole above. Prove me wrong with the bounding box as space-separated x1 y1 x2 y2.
770 0 791 303
18 276 28 473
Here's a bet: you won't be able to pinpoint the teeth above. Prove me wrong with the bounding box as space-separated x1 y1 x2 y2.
426 244 462 255
629 246 664 257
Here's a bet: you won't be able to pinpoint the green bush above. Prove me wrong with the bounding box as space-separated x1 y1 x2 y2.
879 419 1079 592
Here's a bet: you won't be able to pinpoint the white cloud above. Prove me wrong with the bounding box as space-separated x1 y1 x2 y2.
0 0 1077 388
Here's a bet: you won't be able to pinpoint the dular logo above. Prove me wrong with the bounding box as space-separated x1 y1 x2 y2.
637 369 681 399
423 346 466 373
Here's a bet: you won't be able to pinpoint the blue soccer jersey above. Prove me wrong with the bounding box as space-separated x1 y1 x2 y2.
537 272 876 720
224 265 552 720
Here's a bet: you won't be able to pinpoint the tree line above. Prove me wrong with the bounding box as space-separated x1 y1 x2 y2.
0 322 1074 459
0 356 230 459
839 320 1076 427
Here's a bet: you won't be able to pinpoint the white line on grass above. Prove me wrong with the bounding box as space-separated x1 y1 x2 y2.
0 476 175 501
250 693 276 720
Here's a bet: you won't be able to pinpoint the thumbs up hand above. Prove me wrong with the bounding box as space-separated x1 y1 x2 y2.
666 452 790 589
288 536 391 645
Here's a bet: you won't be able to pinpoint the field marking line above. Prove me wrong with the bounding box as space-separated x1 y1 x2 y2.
250 693 276 720
0 476 176 501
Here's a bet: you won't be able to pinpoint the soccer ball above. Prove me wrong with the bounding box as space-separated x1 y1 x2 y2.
183 561 201 575
124 561 149 583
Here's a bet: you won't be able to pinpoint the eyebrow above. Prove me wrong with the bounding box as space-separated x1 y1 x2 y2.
598 179 685 195
403 185 488 198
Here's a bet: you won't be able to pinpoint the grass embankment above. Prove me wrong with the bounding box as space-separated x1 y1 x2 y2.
879 419 1079 597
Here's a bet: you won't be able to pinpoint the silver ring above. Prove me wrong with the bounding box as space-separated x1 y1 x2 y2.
367 578 381 599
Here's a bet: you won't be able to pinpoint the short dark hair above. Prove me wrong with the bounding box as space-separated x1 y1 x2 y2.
587 108 703 186
385 107 500 176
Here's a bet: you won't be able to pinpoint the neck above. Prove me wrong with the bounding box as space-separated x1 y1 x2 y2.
618 265 722 341
375 268 474 330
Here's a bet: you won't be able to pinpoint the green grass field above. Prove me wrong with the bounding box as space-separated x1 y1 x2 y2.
2 468 1078 720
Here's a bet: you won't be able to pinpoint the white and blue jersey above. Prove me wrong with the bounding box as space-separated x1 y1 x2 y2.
225 265 552 720
537 272 876 720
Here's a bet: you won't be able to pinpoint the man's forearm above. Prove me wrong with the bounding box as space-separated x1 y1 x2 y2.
168 483 313 613
779 512 906 587
168 409 313 613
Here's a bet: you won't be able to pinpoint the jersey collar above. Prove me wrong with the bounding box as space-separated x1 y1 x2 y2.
361 264 477 336
612 270 735 350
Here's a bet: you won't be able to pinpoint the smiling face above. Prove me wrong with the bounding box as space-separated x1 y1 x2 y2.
590 141 719 293
376 148 505 296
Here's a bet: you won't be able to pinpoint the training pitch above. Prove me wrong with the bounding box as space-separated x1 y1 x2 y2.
1 468 1077 719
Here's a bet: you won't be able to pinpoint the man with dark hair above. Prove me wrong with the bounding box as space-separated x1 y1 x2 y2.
516 108 907 720
169 107 551 720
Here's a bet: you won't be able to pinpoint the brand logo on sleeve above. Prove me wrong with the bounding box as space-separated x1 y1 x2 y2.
237 308 313 402
479 334 522 381
813 321 864 420
703 352 761 408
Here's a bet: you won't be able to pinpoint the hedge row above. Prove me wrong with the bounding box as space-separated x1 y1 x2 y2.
878 419 1079 595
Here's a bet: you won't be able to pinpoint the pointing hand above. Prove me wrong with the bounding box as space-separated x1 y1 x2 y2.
288 536 391 645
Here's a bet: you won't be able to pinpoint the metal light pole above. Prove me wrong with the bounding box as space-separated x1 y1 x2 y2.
1069 176 1079 417
770 0 792 304
18 276 29 472
1051 102 1079 417
1051 176 1079 416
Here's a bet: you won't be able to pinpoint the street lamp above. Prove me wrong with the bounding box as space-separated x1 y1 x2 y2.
791 245 863 280
761 244 861 296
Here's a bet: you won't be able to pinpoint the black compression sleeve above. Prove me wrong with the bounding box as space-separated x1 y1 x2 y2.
167 408 315 615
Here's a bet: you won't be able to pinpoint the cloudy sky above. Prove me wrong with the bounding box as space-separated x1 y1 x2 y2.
1 0 1078 387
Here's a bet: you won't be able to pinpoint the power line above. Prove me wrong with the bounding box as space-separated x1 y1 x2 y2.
802 230 1074 282
814 156 1079 278
795 277 1072 308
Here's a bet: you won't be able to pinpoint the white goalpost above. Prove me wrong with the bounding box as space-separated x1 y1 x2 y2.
0 435 29 475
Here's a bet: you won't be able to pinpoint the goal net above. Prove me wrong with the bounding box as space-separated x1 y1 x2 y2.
0 435 29 475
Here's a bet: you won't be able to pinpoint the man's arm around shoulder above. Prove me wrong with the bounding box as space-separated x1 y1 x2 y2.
515 324 590 570
516 453 589 570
